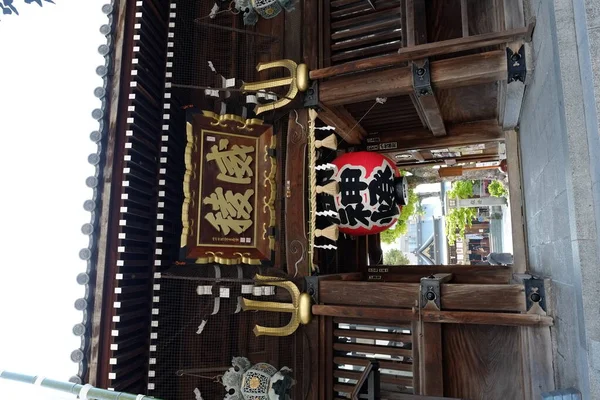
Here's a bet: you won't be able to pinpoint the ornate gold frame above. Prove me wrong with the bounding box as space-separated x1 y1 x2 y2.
180 111 277 266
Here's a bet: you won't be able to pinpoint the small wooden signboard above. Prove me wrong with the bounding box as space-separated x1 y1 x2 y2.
180 110 277 265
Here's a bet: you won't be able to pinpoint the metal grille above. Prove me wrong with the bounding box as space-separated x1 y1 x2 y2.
170 0 282 108
151 267 296 400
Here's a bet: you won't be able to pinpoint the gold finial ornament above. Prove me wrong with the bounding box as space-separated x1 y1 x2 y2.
296 63 309 92
315 224 339 241
315 134 338 150
241 275 313 336
241 60 310 115
316 181 339 196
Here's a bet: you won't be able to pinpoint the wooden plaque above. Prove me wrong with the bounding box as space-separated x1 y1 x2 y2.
181 110 277 265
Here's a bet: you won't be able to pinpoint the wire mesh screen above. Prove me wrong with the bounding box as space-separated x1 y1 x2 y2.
171 0 284 111
153 265 296 400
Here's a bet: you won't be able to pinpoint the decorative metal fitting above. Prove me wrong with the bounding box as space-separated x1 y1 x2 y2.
303 80 319 109
412 59 433 97
524 276 547 313
507 45 527 83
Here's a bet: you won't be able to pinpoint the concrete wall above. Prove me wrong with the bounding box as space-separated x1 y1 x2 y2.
520 0 600 397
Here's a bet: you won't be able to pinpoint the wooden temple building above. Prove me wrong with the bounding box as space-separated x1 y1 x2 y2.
73 0 555 399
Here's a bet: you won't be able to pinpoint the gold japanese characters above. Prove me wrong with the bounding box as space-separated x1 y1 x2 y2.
181 110 277 265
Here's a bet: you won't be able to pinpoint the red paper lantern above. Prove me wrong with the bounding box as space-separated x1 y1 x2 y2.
325 151 407 236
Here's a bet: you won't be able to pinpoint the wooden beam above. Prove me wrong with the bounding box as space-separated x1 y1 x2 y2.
310 24 533 80
441 284 526 312
303 0 319 69
519 326 555 400
317 104 366 145
498 0 529 129
412 61 447 136
405 0 441 134
505 129 528 273
313 305 554 326
396 155 500 169
419 322 444 396
374 119 504 153
320 280 526 312
320 281 419 308
285 111 309 276
405 0 427 47
314 304 415 321
367 264 513 284
461 0 469 37
421 310 553 327
320 50 506 106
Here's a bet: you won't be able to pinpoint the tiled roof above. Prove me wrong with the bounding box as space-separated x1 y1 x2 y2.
69 2 117 385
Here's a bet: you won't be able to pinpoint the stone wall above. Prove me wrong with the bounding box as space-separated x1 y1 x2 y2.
520 0 600 397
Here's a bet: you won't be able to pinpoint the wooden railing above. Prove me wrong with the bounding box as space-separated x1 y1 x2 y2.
326 0 403 66
332 319 415 399
309 271 553 399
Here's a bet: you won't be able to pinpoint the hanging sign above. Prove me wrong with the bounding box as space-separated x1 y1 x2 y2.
180 110 277 265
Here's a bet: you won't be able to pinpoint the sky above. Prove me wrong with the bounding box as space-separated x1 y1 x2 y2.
0 1 106 398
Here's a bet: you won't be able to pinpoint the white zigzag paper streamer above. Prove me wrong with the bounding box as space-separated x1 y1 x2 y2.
315 163 336 171
315 126 336 131
314 244 338 250
317 210 338 217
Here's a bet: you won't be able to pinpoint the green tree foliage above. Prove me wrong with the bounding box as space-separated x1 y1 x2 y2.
447 180 474 199
487 180 508 197
383 248 411 265
445 180 478 246
445 207 478 246
380 189 419 244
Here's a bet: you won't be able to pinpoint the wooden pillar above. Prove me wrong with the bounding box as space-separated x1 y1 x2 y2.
285 110 309 276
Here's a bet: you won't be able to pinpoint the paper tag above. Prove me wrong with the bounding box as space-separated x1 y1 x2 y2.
242 285 254 294
206 136 215 142
246 95 258 104
204 89 219 97
196 285 212 295
225 78 236 88
219 287 230 298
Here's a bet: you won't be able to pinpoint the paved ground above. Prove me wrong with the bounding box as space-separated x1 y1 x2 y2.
520 0 600 397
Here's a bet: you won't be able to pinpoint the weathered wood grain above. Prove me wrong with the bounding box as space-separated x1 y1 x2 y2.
505 129 528 273
420 322 444 396
375 120 503 153
285 111 309 276
317 104 366 144
319 50 506 106
440 284 526 312
423 310 553 326
320 281 419 307
366 264 513 284
314 305 416 321
443 324 525 399
310 25 531 79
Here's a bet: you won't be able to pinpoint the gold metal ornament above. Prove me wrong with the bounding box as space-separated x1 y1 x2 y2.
241 275 313 336
241 60 310 115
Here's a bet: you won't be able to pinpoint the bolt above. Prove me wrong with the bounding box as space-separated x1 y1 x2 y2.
416 68 426 76
530 293 541 303
511 53 521 62
420 89 429 96
426 292 436 301
308 288 315 296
